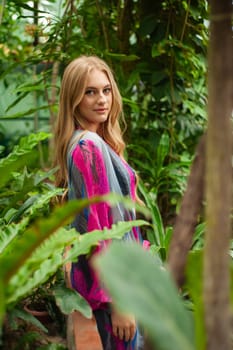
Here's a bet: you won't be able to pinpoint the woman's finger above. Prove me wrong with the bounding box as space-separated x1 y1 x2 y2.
118 327 125 340
129 324 136 340
124 328 131 342
112 325 118 338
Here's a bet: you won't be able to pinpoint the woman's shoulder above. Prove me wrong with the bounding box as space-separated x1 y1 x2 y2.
71 130 106 151
82 130 102 143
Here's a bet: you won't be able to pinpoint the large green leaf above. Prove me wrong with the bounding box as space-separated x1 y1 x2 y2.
138 181 165 248
2 105 54 119
11 308 48 333
105 52 139 61
53 285 91 319
0 190 149 282
185 250 205 350
6 248 64 304
0 278 5 326
0 132 50 189
0 197 103 282
156 133 170 171
0 221 27 254
65 220 149 263
4 188 62 224
5 218 148 305
95 242 195 350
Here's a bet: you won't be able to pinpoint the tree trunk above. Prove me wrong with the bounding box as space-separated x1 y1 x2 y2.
203 0 233 349
167 134 205 287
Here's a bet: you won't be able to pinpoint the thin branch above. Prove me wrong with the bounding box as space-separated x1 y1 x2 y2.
33 66 45 168
95 0 110 51
180 0 191 42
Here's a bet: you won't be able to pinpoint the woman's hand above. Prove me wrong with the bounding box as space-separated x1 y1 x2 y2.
111 306 136 342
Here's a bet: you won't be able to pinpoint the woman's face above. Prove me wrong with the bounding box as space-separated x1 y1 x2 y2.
76 68 112 132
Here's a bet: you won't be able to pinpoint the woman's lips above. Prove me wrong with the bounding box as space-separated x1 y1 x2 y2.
94 108 107 113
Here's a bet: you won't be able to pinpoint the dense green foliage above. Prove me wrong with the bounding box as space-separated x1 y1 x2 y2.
0 0 208 221
0 0 211 348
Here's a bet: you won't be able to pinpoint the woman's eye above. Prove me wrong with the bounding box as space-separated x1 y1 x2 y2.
85 89 95 95
85 87 111 96
103 88 111 94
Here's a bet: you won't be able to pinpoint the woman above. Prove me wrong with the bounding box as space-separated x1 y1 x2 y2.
54 55 144 349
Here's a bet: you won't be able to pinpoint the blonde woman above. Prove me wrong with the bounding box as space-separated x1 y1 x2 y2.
54 56 144 350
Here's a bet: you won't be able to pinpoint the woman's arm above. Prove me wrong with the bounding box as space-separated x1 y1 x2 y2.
71 135 112 231
69 135 113 309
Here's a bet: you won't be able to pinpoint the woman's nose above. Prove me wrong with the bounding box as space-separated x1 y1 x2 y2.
97 92 107 104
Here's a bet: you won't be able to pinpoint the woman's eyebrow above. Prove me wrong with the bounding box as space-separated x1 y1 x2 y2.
85 84 111 89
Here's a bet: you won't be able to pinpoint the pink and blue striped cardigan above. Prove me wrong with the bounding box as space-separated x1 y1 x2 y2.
67 130 142 310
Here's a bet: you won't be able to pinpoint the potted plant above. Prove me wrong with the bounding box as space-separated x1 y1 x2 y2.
23 269 66 332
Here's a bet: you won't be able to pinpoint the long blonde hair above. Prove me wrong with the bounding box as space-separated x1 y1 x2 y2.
54 55 126 188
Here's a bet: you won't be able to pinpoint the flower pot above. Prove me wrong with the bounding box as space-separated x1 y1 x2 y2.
24 302 52 325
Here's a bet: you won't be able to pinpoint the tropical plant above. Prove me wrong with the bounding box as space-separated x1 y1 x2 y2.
95 242 196 350
0 0 209 226
138 181 173 261
132 132 191 224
